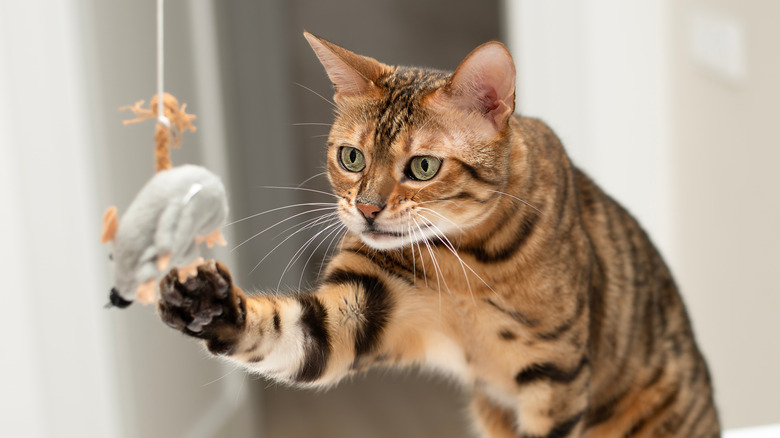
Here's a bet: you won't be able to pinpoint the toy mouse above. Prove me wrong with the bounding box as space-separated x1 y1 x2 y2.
101 93 228 308
101 164 228 307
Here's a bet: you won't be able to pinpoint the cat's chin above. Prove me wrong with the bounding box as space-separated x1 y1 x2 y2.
359 230 408 251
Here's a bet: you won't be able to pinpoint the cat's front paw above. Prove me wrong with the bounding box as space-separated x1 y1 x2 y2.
158 260 246 355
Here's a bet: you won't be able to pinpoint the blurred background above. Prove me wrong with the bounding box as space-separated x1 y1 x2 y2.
1 0 778 437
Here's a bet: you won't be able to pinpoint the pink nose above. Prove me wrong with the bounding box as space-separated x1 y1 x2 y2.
356 202 382 219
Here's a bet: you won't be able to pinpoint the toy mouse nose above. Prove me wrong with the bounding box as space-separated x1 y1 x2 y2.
108 287 133 309
356 202 383 219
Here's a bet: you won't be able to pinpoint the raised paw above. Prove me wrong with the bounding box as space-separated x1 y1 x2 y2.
158 260 246 355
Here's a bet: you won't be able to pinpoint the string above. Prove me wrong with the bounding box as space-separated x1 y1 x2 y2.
156 0 170 127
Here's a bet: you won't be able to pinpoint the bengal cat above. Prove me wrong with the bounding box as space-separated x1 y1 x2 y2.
157 32 720 437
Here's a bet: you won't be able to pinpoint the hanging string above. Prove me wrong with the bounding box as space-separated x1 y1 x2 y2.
153 0 173 171
121 0 195 172
157 0 169 127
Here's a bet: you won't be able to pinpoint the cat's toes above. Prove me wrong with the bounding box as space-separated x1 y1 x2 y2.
158 260 245 338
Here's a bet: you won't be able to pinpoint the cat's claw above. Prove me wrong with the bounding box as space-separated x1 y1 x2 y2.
158 260 246 341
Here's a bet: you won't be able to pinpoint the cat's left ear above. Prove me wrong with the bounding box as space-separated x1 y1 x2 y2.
430 42 516 133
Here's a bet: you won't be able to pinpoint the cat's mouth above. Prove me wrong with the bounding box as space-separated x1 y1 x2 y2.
358 222 435 250
360 229 407 249
362 222 428 238
363 228 405 237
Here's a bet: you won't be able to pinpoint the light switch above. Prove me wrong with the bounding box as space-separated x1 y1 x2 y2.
689 10 746 84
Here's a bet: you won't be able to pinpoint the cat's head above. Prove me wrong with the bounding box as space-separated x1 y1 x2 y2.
304 32 516 250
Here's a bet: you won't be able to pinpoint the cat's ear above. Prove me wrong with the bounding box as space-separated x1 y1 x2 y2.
101 206 118 243
303 31 390 102
430 42 516 132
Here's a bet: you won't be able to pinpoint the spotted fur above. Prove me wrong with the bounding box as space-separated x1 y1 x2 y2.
158 33 720 437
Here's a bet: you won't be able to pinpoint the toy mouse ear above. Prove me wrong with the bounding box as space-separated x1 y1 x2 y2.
101 206 119 243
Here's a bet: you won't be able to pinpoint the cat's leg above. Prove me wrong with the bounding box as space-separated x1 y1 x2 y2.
470 393 520 438
157 258 435 388
471 380 588 438
512 362 590 438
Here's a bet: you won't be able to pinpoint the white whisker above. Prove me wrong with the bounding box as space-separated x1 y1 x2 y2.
411 180 442 200
416 207 464 233
261 185 340 199
415 199 457 207
297 172 327 188
416 116 434 132
292 122 333 127
293 82 338 109
297 223 346 290
417 213 498 301
412 216 446 295
200 364 241 387
414 233 428 288
280 214 340 255
248 216 339 275
277 220 342 291
272 211 339 240
408 217 428 288
234 373 247 407
417 214 476 305
232 207 338 252
487 189 543 215
224 202 337 227
317 226 349 279
406 218 416 285
414 218 444 317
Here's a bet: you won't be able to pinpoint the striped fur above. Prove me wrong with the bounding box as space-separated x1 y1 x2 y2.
158 34 720 437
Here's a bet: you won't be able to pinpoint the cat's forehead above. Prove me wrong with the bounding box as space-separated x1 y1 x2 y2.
329 67 452 164
367 67 450 149
378 66 450 91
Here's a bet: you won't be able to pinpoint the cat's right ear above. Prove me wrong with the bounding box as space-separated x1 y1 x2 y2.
303 31 390 102
101 206 118 243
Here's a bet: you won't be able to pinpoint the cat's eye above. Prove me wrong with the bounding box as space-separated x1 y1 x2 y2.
339 146 366 172
407 156 441 181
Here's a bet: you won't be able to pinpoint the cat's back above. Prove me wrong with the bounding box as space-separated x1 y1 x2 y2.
566 142 721 436
506 115 719 436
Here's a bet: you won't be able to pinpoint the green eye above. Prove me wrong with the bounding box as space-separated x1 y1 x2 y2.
339 146 365 172
407 156 441 181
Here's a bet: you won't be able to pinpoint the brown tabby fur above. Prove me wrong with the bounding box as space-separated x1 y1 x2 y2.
158 33 720 437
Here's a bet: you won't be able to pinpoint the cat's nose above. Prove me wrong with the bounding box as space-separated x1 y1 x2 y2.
356 202 383 220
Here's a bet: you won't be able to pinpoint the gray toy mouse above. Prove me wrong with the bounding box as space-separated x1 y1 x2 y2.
101 164 228 308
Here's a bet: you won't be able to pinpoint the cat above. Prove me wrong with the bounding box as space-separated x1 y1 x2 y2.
157 32 721 437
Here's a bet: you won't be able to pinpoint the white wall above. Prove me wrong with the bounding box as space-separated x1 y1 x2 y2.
0 1 118 436
669 0 780 429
